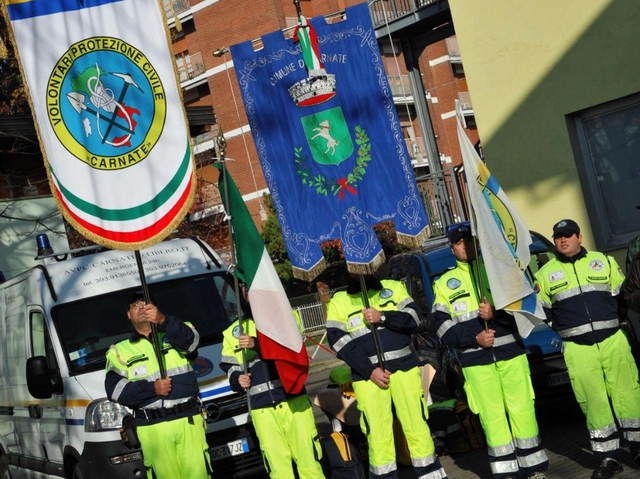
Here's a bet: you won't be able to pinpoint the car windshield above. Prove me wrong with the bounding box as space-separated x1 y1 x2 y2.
51 273 239 375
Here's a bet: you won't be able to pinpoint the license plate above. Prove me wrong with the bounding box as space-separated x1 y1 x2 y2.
545 370 570 387
210 438 250 462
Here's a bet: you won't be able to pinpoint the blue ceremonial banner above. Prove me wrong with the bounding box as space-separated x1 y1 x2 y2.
231 3 429 280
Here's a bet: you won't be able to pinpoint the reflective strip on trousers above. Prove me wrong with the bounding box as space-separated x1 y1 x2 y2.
558 319 619 338
589 422 617 439
490 459 519 474
624 431 640 442
417 468 447 479
591 438 619 453
412 453 436 468
488 441 515 457
517 449 548 468
249 379 283 396
370 461 397 476
368 346 412 364
620 418 640 428
514 435 541 449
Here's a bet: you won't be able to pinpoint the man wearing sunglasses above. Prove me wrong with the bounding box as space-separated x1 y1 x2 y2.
105 292 211 479
534 219 640 478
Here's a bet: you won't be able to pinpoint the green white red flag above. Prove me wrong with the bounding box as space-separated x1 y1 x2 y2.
216 164 309 394
3 0 195 249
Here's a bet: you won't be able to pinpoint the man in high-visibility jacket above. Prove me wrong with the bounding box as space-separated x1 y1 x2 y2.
220 315 325 479
105 292 211 479
326 274 448 479
535 219 640 479
432 224 548 479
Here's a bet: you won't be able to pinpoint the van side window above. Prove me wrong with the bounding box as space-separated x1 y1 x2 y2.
30 311 63 394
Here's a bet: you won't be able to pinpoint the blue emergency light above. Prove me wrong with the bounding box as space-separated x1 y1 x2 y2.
36 234 54 258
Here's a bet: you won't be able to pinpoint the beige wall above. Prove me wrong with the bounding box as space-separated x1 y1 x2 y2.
449 0 640 265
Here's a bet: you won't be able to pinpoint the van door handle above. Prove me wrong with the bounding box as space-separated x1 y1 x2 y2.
28 405 43 419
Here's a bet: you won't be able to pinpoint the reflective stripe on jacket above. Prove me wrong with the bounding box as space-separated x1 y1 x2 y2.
432 260 525 368
220 318 301 409
326 279 421 381
104 316 200 425
534 249 624 345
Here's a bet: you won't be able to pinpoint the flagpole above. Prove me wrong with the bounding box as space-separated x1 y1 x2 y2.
216 131 252 411
466 192 489 333
358 274 386 370
134 251 167 378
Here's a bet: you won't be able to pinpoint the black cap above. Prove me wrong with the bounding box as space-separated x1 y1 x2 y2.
552 219 580 238
128 291 155 306
450 224 472 244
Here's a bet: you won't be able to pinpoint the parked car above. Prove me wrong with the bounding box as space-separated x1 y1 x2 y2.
387 228 573 405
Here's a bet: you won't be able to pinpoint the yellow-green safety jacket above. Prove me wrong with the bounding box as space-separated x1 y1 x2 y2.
326 279 422 381
432 260 525 368
220 318 303 409
105 316 200 426
534 248 624 345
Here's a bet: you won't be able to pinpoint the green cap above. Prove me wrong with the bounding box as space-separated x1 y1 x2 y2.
328 366 352 386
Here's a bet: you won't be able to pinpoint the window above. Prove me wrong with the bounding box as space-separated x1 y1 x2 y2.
30 311 63 394
569 95 640 250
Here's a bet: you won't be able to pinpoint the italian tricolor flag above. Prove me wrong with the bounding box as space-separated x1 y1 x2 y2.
216 164 309 394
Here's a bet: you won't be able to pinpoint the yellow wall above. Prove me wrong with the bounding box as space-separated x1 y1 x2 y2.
448 0 640 265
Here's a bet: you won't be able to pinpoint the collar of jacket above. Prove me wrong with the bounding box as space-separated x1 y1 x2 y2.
346 276 383 295
557 246 588 264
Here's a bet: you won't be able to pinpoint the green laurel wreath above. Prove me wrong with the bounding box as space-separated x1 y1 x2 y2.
294 126 371 196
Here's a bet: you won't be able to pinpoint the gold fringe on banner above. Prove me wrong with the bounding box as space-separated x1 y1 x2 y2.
292 256 328 282
0 36 7 59
396 224 431 249
346 250 386 276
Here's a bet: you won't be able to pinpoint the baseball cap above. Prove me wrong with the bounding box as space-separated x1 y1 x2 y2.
449 224 473 245
328 366 352 387
128 291 156 307
552 219 580 238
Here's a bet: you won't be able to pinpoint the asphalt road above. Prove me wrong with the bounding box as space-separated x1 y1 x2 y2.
249 346 640 479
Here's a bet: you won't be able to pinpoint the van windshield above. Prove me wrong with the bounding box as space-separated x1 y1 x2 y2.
51 273 239 375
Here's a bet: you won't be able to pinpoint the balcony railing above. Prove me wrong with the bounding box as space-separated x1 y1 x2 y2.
370 0 438 27
176 51 206 82
164 0 191 19
457 91 473 112
387 75 412 98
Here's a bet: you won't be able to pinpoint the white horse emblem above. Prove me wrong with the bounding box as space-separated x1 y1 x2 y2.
311 120 340 155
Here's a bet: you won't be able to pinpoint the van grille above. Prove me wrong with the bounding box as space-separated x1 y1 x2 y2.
203 392 248 422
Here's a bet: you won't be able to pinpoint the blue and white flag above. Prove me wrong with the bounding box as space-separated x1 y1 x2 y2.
231 3 429 280
457 120 544 337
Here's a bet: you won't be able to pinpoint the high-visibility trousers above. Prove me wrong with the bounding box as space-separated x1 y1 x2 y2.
564 329 640 457
463 354 547 479
137 413 211 479
251 394 325 479
353 367 447 479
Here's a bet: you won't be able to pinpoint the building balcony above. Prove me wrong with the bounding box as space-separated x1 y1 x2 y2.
455 91 475 128
446 37 461 63
388 75 414 100
406 137 428 167
370 0 450 38
176 52 206 82
164 0 191 19
370 0 438 26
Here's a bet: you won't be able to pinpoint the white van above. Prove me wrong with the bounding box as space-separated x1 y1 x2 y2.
0 237 263 478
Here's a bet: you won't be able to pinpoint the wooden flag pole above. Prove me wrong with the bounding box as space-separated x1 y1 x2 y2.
134 251 167 378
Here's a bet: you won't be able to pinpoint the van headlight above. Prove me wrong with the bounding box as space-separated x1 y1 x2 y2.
86 399 130 431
